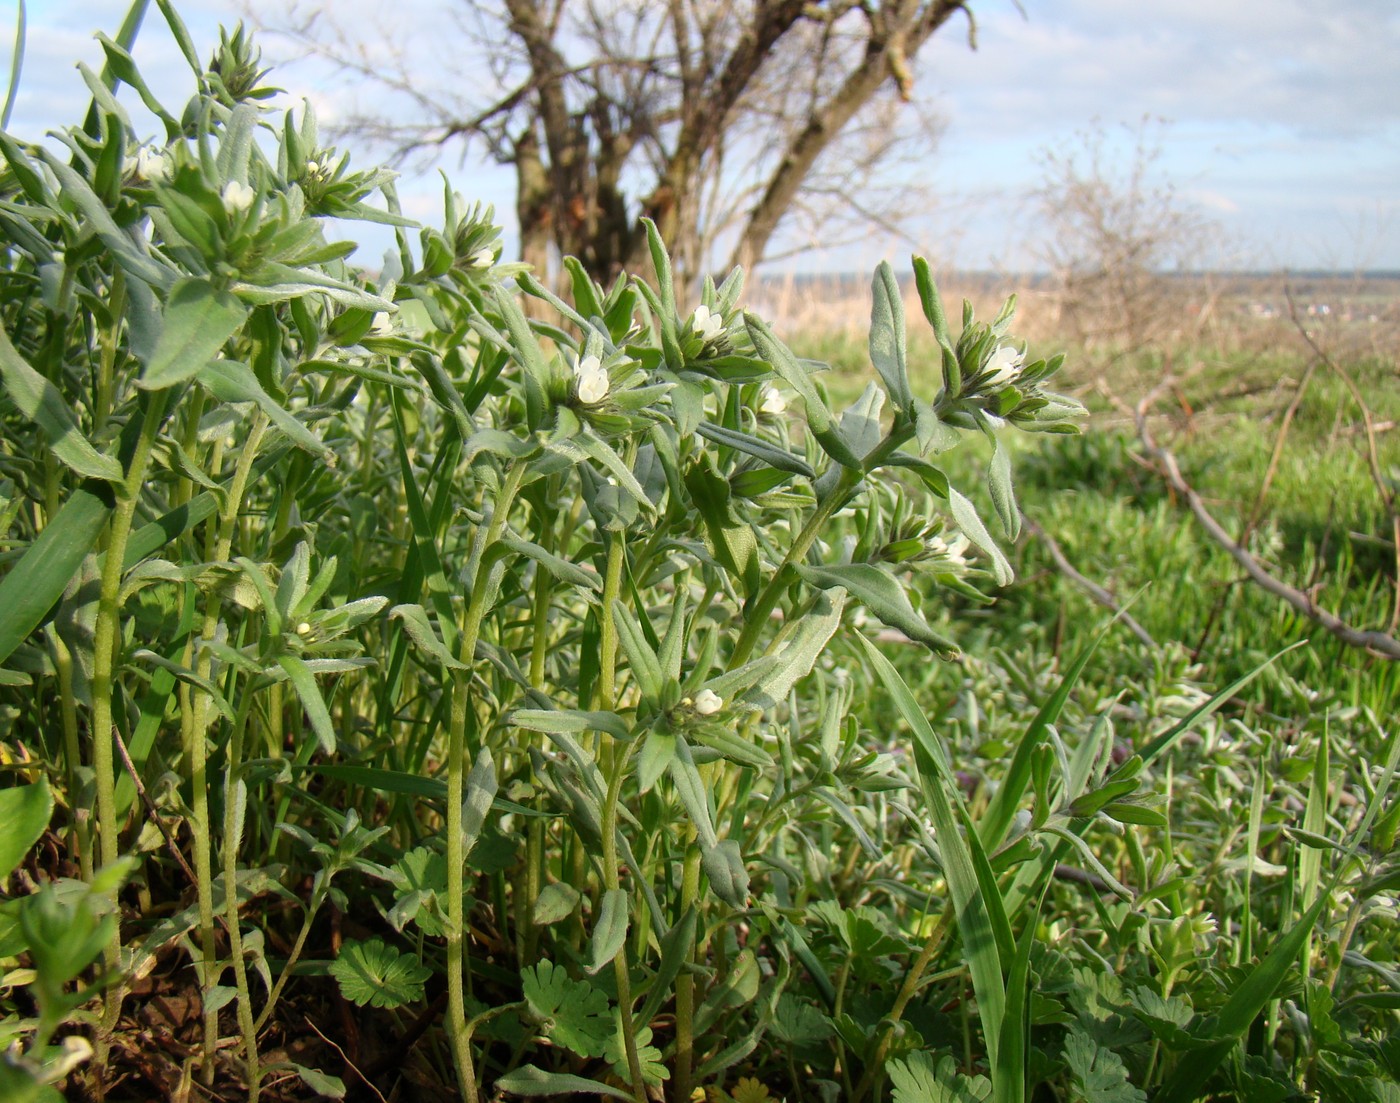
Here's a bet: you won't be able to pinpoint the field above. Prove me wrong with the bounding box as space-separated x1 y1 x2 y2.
1 11 1398 1103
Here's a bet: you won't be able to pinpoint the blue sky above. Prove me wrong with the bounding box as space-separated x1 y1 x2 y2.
5 1 1399 272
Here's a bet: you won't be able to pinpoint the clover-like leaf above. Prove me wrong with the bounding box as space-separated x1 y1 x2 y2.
328 938 430 1009
521 959 612 1059
605 1015 669 1087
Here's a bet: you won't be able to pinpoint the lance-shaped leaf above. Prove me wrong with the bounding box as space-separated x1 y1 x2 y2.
0 485 110 666
869 261 912 413
587 888 629 974
795 563 957 657
140 277 249 390
461 748 497 858
493 535 601 593
0 328 122 481
198 358 329 460
514 708 634 742
669 735 717 850
701 839 749 908
389 604 468 670
988 437 1019 541
496 1066 632 1101
695 422 815 477
278 653 338 754
491 284 552 429
740 589 846 711
0 779 52 882
949 486 1013 587
744 313 862 469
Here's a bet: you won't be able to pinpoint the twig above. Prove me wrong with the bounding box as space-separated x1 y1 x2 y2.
1019 512 1158 649
304 1017 387 1103
1133 401 1400 660
112 725 198 885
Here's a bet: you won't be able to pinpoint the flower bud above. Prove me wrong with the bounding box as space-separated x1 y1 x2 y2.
221 180 257 214
693 688 723 716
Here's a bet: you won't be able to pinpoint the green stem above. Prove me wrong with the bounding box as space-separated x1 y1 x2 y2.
729 465 862 668
672 841 702 1103
187 413 269 1083
852 910 953 1102
446 461 527 1103
91 388 167 1041
596 532 648 1103
222 694 260 1101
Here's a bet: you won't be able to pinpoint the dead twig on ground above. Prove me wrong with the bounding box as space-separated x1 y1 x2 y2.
1019 512 1158 650
1132 386 1400 660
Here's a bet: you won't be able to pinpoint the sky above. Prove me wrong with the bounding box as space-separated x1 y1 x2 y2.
4 0 1399 273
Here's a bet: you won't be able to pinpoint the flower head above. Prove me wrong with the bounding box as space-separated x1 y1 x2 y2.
573 353 610 405
693 688 724 716
370 312 395 336
927 531 971 569
469 248 495 269
221 180 257 215
982 344 1025 389
689 304 724 343
127 146 171 184
758 385 786 416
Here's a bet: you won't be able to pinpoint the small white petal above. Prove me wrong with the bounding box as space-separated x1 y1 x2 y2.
693 689 723 715
305 160 320 176
689 304 723 342
982 344 1025 389
470 248 494 269
573 354 609 404
133 146 171 184
758 385 786 416
370 312 394 335
296 622 312 636
221 180 256 214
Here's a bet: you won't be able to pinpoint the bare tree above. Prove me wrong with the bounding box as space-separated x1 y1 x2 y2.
1034 119 1211 351
252 1 975 281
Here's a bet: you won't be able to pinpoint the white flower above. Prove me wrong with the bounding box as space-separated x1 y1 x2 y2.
758 385 786 416
129 146 171 184
305 160 321 177
927 531 971 568
982 344 1025 389
573 353 610 405
296 622 312 636
689 304 724 343
221 180 257 214
693 688 723 716
469 248 494 269
370 312 395 336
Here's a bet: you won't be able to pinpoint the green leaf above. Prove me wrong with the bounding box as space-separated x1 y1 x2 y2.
0 485 110 666
140 277 249 389
888 1052 992 1103
521 959 613 1059
328 938 430 1009
869 260 912 413
461 748 497 858
701 838 749 908
587 888 629 974
949 486 1013 587
912 257 955 352
669 735 718 849
390 603 468 670
741 588 847 711
497 534 602 592
744 312 862 469
289 1064 346 1100
0 778 52 881
1063 1027 1146 1103
988 437 1019 541
695 421 815 477
512 708 633 742
532 881 581 926
196 358 329 459
0 327 123 481
277 654 338 754
794 563 957 656
495 1065 632 1101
